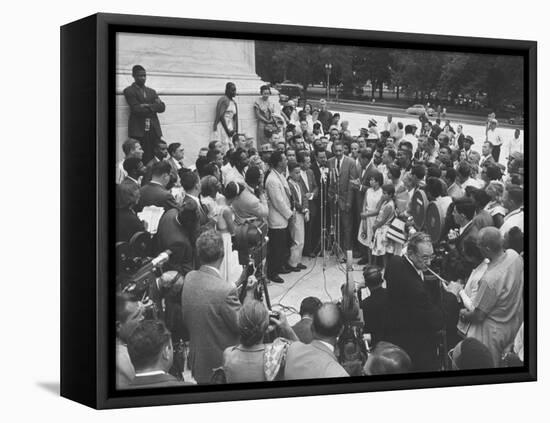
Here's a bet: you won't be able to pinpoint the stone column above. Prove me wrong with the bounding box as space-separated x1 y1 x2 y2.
116 32 279 165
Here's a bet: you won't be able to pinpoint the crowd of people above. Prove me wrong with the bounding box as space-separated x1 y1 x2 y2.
115 65 526 389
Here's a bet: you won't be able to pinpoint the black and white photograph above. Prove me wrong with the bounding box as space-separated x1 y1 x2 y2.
113 29 529 390
5 0 548 419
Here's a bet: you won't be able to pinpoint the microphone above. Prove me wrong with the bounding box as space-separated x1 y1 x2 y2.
134 250 172 276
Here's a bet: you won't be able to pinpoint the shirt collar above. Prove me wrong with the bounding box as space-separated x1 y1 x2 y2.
404 255 424 281
204 265 222 278
135 370 166 377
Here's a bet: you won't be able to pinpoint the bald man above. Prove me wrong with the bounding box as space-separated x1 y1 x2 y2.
455 227 524 366
283 303 349 379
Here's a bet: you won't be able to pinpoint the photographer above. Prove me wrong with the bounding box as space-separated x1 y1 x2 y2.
230 166 268 223
116 292 144 388
222 300 298 383
127 320 195 388
156 199 199 275
181 230 259 384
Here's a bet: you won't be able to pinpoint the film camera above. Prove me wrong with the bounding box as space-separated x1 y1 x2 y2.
115 231 171 319
232 218 272 307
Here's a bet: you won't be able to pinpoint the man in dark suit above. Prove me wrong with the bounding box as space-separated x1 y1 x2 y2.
123 65 166 164
291 296 322 344
328 142 359 253
120 157 146 191
359 265 388 346
138 161 179 211
156 201 199 275
283 303 349 380
384 232 459 372
142 140 168 186
297 151 319 257
127 320 194 388
182 230 257 384
180 170 211 235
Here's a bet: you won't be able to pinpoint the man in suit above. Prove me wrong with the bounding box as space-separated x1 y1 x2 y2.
123 65 166 164
231 166 269 224
296 151 318 257
116 138 144 184
449 196 494 280
142 140 168 186
180 170 211 236
181 230 257 384
384 232 459 372
291 296 322 344
265 151 294 283
480 141 497 167
156 201 199 275
166 142 186 189
120 157 146 192
138 161 179 211
126 319 195 388
328 142 359 253
283 303 349 380
359 265 388 346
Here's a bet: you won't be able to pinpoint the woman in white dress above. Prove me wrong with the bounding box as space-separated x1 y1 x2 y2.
217 181 244 286
358 170 384 264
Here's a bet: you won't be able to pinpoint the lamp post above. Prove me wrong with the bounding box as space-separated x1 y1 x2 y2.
325 63 332 101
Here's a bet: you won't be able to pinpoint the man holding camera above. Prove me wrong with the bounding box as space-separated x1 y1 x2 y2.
181 230 258 384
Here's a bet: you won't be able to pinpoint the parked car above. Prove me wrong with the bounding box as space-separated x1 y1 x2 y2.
406 104 436 116
275 82 303 105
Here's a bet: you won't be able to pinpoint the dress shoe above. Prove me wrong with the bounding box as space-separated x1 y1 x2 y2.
269 275 284 284
279 267 292 275
352 251 362 259
284 265 301 272
357 257 369 265
297 263 307 270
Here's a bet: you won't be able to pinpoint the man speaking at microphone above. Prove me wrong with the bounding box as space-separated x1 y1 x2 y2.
384 232 460 372
327 142 358 255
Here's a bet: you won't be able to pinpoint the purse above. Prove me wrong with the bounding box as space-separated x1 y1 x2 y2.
386 214 407 244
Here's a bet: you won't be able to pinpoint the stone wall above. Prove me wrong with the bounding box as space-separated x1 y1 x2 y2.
116 32 278 165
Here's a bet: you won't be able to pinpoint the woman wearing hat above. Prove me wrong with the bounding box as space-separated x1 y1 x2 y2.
254 85 277 148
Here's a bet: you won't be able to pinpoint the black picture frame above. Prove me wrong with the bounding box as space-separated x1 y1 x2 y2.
60 12 537 409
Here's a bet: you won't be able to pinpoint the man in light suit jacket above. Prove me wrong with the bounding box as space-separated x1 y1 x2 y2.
265 151 294 283
283 303 349 380
181 230 257 384
123 65 166 164
328 142 359 252
231 166 268 223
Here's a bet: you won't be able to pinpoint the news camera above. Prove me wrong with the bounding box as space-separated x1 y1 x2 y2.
115 231 172 319
232 218 272 308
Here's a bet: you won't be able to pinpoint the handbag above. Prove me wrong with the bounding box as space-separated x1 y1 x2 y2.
386 213 407 244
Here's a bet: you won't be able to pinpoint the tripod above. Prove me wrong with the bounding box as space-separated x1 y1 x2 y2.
319 166 344 270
